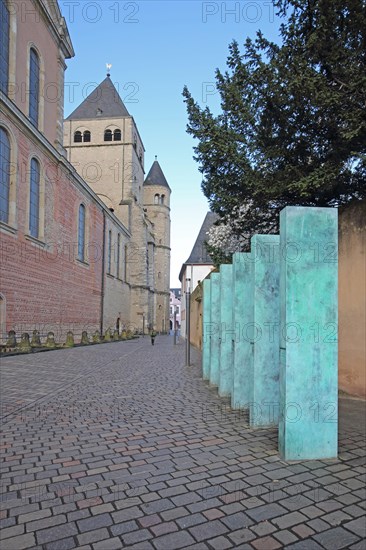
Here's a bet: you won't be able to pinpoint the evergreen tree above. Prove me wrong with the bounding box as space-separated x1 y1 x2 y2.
183 0 366 246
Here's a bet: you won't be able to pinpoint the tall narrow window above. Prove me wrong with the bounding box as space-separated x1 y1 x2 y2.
108 230 112 274
154 194 159 204
29 158 40 238
104 129 112 142
29 48 40 127
0 0 10 94
0 127 10 223
124 244 127 281
83 130 91 142
114 129 121 141
160 194 165 205
74 131 82 143
78 204 85 261
117 233 121 278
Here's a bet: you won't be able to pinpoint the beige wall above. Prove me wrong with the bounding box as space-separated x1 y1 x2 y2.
190 283 203 349
339 200 366 398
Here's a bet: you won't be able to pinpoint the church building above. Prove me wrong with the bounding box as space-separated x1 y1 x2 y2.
0 0 170 342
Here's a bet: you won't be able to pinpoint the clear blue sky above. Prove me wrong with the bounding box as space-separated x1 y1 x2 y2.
61 1 282 286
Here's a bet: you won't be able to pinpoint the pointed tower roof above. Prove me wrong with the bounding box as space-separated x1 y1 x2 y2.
178 212 219 281
66 76 130 120
144 159 171 191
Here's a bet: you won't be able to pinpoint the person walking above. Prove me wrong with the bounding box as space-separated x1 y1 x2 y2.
150 330 157 346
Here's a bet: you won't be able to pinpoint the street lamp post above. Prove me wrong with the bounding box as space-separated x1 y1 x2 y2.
174 306 178 345
185 278 191 366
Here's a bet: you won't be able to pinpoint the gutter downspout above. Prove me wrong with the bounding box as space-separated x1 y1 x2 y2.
100 210 106 336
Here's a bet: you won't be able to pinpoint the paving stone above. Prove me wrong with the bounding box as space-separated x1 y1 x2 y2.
272 511 308 529
227 528 256 545
251 536 282 549
177 512 207 529
313 526 360 549
207 535 233 549
189 519 228 541
273 529 298 545
0 532 37 549
246 503 287 522
153 530 196 549
77 528 110 546
77 512 113 532
343 517 366 538
36 523 78 545
45 538 77 550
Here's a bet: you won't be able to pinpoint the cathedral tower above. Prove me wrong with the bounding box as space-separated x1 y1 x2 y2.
143 159 171 333
63 75 171 333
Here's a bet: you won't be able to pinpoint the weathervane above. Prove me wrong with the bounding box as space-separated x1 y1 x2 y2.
106 63 112 77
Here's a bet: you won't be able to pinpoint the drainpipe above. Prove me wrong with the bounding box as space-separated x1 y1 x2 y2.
100 210 106 336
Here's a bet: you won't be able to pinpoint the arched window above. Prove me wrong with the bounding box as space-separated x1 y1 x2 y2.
83 130 91 143
160 194 165 205
104 129 112 142
29 48 40 127
74 131 82 143
78 204 85 261
154 194 159 204
29 158 40 238
113 129 121 141
0 127 10 223
0 0 10 94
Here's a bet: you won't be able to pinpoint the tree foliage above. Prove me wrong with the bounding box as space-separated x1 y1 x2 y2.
183 0 366 247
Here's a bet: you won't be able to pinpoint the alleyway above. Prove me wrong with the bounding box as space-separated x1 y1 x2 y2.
1 337 365 550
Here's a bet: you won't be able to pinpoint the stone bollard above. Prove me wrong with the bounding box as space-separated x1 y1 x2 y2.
31 330 41 347
120 330 127 340
6 330 17 348
126 329 133 339
104 328 112 342
113 329 119 341
19 333 31 351
81 331 89 345
93 330 101 343
65 331 74 347
45 332 56 348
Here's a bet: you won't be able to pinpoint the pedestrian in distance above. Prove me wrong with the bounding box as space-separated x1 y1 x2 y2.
150 330 157 345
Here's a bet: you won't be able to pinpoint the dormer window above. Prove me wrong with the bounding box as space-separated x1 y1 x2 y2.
74 131 82 143
104 129 112 142
114 129 121 141
83 130 91 142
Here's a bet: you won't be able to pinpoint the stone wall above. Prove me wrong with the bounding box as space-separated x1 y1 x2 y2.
339 200 366 398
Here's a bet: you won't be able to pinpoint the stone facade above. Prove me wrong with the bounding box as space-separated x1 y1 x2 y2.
0 0 171 342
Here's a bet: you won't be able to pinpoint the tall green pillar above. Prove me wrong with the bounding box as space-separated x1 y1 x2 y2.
250 235 280 427
279 206 338 460
219 264 233 397
202 278 211 380
209 272 220 386
232 253 253 410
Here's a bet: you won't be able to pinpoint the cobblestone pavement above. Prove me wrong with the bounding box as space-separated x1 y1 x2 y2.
1 337 365 550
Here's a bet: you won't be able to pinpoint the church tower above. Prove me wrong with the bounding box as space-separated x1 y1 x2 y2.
143 159 171 333
63 74 171 333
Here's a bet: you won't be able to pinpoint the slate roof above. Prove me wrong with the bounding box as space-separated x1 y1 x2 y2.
66 76 130 120
179 212 219 281
144 160 171 191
